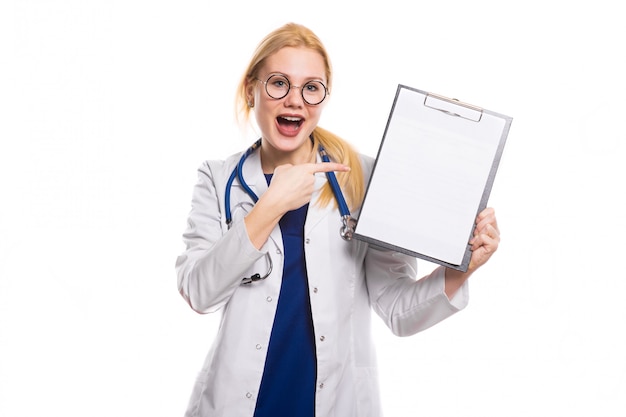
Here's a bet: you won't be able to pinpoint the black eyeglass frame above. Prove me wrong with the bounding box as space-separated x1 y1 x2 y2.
255 73 328 105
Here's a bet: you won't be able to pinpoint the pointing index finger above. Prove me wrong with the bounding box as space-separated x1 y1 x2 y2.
308 162 351 174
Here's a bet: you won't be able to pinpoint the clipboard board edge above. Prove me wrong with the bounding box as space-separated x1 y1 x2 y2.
474 115 513 220
352 232 471 272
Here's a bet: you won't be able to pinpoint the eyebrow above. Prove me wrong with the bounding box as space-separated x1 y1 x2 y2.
262 72 326 84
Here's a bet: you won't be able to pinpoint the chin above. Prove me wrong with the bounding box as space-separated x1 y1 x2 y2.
266 130 312 152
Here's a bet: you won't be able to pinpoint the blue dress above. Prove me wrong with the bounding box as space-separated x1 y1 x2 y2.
253 175 316 417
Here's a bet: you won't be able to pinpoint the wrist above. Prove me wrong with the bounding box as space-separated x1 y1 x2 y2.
444 268 471 299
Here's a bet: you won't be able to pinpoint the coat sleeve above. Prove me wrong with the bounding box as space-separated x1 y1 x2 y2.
357 153 468 336
364 242 469 337
175 161 265 314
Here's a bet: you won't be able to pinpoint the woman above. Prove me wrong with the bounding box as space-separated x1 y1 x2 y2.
176 22 500 417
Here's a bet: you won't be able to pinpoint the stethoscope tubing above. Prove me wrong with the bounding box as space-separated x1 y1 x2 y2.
318 146 350 219
225 139 261 226
224 137 357 284
225 137 356 239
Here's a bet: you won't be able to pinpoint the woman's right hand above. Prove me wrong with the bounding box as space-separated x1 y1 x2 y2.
244 162 349 249
266 162 349 213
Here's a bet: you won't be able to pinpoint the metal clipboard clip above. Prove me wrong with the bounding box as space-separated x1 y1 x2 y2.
424 92 484 122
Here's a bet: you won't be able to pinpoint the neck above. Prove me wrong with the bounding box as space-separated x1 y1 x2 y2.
260 139 315 174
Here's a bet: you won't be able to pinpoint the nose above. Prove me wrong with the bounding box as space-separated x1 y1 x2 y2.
283 85 304 107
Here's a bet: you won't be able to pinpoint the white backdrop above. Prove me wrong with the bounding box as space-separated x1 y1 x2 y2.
1 1 625 416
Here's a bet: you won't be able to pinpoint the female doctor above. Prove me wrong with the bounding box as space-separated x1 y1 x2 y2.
176 22 500 417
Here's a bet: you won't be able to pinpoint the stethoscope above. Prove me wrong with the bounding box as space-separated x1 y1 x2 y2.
225 137 357 284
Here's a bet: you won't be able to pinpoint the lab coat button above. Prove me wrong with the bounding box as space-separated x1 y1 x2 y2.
256 344 262 350
275 249 281 255
246 392 252 399
319 382 324 389
320 335 325 341
266 296 272 302
313 287 318 293
305 238 310 244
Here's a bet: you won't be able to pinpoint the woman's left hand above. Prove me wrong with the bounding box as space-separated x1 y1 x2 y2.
444 207 500 297
467 207 500 273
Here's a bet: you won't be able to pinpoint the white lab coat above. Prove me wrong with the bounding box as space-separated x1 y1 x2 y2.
176 148 469 417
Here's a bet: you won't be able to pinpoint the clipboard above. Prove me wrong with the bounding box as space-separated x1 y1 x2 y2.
353 85 512 272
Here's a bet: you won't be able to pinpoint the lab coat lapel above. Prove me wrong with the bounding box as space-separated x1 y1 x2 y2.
239 150 283 248
239 150 267 197
306 151 336 234
305 173 334 236
239 150 332 239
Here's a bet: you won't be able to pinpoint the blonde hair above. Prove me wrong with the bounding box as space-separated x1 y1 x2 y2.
235 23 365 210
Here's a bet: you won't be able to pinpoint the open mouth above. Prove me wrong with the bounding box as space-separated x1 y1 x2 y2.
277 116 304 130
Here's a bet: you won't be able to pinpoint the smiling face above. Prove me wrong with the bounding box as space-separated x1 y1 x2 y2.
247 47 328 171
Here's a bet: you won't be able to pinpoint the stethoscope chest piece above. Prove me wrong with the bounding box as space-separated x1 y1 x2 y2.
241 252 273 285
340 215 357 241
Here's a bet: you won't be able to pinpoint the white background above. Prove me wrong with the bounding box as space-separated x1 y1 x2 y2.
1 1 625 416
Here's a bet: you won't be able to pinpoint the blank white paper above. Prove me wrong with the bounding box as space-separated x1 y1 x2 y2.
354 86 511 269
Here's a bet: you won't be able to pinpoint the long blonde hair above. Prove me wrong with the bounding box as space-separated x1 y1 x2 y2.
235 23 365 210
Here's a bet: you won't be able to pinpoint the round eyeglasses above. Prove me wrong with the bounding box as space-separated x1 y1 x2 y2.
256 74 327 105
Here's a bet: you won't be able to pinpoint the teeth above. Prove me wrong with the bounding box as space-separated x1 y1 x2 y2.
281 116 302 122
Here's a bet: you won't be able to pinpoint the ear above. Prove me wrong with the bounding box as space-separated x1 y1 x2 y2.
245 80 256 106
